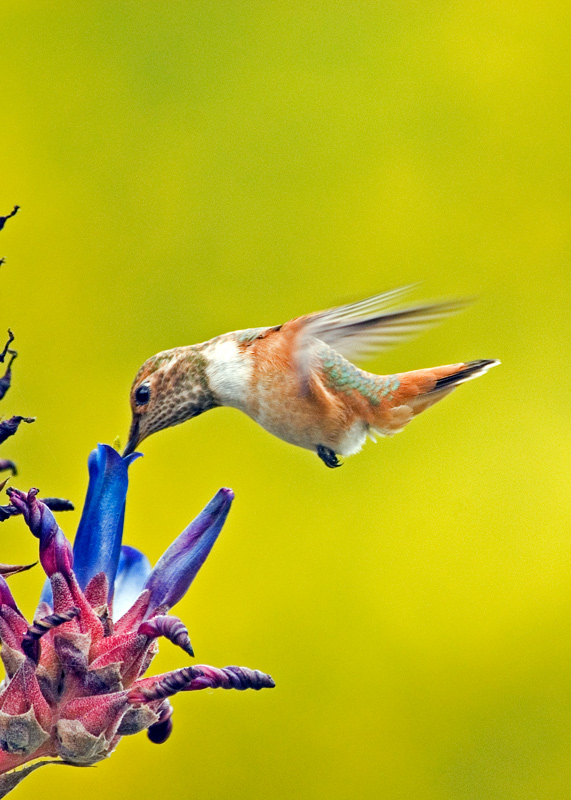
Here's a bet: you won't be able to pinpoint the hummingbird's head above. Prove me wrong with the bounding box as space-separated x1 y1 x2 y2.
123 346 218 456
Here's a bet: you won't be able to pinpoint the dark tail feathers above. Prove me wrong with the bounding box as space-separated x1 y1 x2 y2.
430 359 500 393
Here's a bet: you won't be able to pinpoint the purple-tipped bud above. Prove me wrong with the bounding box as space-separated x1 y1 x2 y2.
128 666 202 703
0 562 36 577
0 505 18 522
144 488 234 615
0 497 72 523
0 377 11 403
0 459 17 476
42 497 75 513
7 488 73 577
147 701 173 745
21 607 80 664
128 664 274 705
0 206 19 232
0 416 34 446
138 615 194 657
0 330 15 399
185 665 276 692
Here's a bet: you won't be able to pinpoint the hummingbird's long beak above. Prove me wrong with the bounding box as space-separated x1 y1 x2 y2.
122 418 140 458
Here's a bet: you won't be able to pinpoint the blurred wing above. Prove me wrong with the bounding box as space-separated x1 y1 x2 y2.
294 288 471 387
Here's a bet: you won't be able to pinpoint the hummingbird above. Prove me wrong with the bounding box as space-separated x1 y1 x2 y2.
123 287 499 466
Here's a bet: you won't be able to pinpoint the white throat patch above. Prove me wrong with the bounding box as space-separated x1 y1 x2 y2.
204 337 252 409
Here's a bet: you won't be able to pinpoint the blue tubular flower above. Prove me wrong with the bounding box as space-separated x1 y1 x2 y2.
0 446 273 795
72 445 141 597
144 488 233 615
113 545 152 620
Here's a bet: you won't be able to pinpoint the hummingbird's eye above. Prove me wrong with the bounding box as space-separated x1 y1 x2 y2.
134 384 151 406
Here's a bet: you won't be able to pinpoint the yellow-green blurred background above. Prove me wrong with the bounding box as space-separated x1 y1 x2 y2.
1 2 570 798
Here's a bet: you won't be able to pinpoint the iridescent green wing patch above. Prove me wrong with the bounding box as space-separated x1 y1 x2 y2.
321 348 378 405
372 374 400 402
321 347 400 405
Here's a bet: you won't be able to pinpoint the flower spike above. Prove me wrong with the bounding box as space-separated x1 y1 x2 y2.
0 449 273 792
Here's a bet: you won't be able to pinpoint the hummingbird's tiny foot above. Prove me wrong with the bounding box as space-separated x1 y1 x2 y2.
316 444 342 468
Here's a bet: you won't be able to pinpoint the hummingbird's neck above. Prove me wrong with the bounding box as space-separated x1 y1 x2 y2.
203 335 253 410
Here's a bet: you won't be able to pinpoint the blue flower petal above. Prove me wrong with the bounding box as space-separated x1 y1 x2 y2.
144 488 233 614
72 444 141 597
113 545 152 620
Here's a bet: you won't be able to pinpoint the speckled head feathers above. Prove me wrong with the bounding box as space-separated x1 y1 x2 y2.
123 346 218 456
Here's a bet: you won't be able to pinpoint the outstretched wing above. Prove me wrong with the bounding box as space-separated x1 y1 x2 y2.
292 287 471 389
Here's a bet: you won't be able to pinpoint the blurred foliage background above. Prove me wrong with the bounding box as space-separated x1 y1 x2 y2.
1 2 570 798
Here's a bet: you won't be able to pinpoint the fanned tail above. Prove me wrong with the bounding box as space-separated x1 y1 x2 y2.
429 359 499 392
372 359 500 435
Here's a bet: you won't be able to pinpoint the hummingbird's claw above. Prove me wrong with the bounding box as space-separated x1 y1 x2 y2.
316 445 342 469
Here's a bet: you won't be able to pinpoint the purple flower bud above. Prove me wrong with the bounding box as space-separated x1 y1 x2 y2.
146 701 173 744
144 488 233 614
42 497 75 513
0 206 19 232
6 488 73 577
0 372 11 403
0 460 17 476
0 562 36 577
0 505 18 522
188 665 276 691
21 607 80 664
138 615 194 657
128 664 275 705
0 329 16 402
0 416 34 446
0 494 72 523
